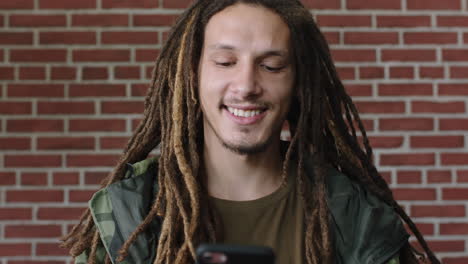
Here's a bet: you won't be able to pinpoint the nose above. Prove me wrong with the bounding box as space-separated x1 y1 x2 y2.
232 62 261 98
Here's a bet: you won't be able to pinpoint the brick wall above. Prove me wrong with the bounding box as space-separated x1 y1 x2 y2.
0 0 467 263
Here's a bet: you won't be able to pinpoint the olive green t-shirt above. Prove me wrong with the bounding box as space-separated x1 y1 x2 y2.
210 171 304 264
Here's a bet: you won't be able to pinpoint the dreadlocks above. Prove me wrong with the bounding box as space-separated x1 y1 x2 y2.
61 0 440 263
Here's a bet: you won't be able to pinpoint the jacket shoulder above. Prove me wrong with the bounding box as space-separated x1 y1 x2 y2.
326 168 409 264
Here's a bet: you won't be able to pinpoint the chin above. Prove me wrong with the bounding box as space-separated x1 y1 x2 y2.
221 136 273 155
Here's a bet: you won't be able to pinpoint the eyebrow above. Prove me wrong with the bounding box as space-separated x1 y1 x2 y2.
207 43 289 58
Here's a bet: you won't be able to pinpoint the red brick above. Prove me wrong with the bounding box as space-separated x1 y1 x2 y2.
323 32 340 45
359 67 384 79
0 66 14 80
39 0 96 9
72 14 129 27
412 101 465 113
377 15 431 27
37 137 95 150
100 137 128 149
347 0 400 9
380 118 433 131
0 244 31 257
344 84 372 97
412 240 465 253
69 84 126 97
411 135 464 148
381 49 436 62
317 15 371 27
83 67 109 80
145 66 154 79
103 0 157 8
8 84 64 98
10 49 67 62
0 102 31 114
67 154 120 167
133 14 178 26
0 172 16 185
380 153 435 166
439 84 468 95
73 49 130 62
443 49 468 61
161 0 194 8
389 66 414 79
0 32 33 45
331 49 376 62
378 84 433 96
405 32 458 44
392 188 436 200
438 16 468 27
440 118 468 130
440 223 468 235
69 190 98 202
396 171 421 184
420 66 444 79
21 172 47 186
0 0 34 9
0 208 32 220
40 32 96 45
450 66 468 78
412 205 465 217
53 172 80 185
38 101 95 115
69 119 126 132
85 172 108 185
427 170 452 183
38 207 85 220
101 101 144 114
8 261 64 264
19 66 46 80
10 15 66 27
102 31 158 44
131 83 150 96
37 243 69 256
5 225 61 238
444 257 468 264
368 136 403 148
345 32 399 45
7 119 63 132
0 138 30 150
408 222 434 236
441 153 468 165
136 49 160 62
115 66 140 79
336 67 355 80
407 0 461 10
51 67 77 80
355 101 404 113
7 190 63 202
5 155 62 168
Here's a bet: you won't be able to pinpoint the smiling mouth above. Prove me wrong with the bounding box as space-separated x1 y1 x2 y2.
226 106 266 118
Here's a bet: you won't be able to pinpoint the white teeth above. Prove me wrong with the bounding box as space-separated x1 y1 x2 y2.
227 107 262 118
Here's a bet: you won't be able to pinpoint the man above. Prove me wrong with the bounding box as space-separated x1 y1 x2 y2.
61 0 440 263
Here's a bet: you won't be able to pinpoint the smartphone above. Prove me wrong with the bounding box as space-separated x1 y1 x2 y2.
196 244 275 264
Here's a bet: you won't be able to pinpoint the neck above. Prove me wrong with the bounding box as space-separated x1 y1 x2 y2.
203 139 284 201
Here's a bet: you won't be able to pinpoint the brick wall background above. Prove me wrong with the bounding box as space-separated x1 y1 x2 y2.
1 0 468 263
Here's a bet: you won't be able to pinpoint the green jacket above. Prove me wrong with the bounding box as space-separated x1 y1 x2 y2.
75 157 408 264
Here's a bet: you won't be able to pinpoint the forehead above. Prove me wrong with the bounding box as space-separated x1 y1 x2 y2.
203 3 291 53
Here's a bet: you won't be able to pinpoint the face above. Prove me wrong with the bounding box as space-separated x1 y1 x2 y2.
198 3 295 155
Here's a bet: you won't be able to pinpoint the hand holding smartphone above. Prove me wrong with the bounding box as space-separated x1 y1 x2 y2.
196 244 275 264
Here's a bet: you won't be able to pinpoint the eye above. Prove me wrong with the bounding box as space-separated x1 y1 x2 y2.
215 61 236 67
261 64 285 73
